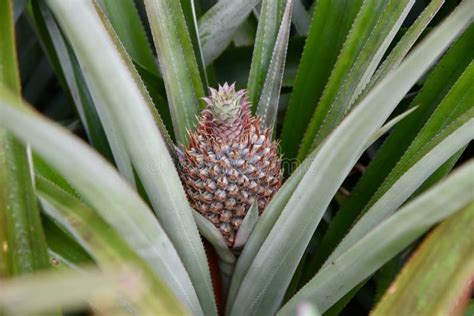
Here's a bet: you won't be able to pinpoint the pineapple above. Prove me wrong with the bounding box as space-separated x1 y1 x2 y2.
177 83 282 247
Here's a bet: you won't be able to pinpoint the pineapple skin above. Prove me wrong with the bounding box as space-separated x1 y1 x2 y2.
177 83 282 247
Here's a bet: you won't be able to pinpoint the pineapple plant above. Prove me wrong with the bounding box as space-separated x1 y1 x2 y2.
0 0 473 315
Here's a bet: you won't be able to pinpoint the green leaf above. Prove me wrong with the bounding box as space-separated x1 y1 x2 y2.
199 0 262 64
256 0 293 133
133 61 174 137
27 0 113 161
0 264 183 315
229 88 428 314
326 110 474 270
0 89 202 314
228 3 474 313
180 0 209 87
46 1 215 313
291 0 310 36
324 63 474 268
279 161 474 314
359 0 445 100
101 0 157 73
234 202 259 250
279 0 363 162
33 154 77 198
247 0 284 107
311 24 474 272
13 0 26 21
0 0 50 277
36 178 187 315
212 38 304 89
42 214 92 270
193 211 236 264
144 0 205 145
297 0 415 161
296 302 322 316
364 106 418 148
372 203 474 316
226 146 310 314
47 1 143 186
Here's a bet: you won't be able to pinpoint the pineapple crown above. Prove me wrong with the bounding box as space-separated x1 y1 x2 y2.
202 82 249 122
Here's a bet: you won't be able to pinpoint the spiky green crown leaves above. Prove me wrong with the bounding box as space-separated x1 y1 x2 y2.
202 83 249 123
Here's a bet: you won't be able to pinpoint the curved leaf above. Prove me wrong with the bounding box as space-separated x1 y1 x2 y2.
199 0 262 64
0 0 50 277
101 0 156 73
324 65 474 267
256 0 293 133
37 178 187 315
28 0 113 160
144 0 205 145
247 0 285 107
0 265 173 315
279 161 474 314
310 24 474 272
359 0 445 99
193 211 235 264
297 0 415 161
45 1 216 314
279 0 363 162
228 3 474 313
234 202 259 250
371 203 474 316
0 89 202 315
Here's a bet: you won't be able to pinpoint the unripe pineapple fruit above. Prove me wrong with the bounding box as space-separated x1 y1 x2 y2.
177 83 282 247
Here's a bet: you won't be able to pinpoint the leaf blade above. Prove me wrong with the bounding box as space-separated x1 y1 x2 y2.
256 0 293 132
199 0 262 64
297 0 416 161
310 24 474 273
144 0 205 145
0 0 50 277
247 0 285 107
45 2 216 314
0 88 202 314
371 204 474 316
279 161 474 314
229 3 474 313
279 0 363 161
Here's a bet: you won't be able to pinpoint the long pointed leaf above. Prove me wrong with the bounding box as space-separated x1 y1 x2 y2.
27 0 112 161
247 0 285 107
324 77 474 266
101 0 157 73
279 0 363 161
37 178 187 315
0 0 50 277
359 0 445 99
256 0 293 132
0 88 202 314
229 3 474 313
226 95 409 311
279 161 474 314
180 0 209 87
371 204 474 316
144 0 205 145
0 266 166 315
310 25 474 272
199 0 262 64
297 0 415 161
45 2 216 314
